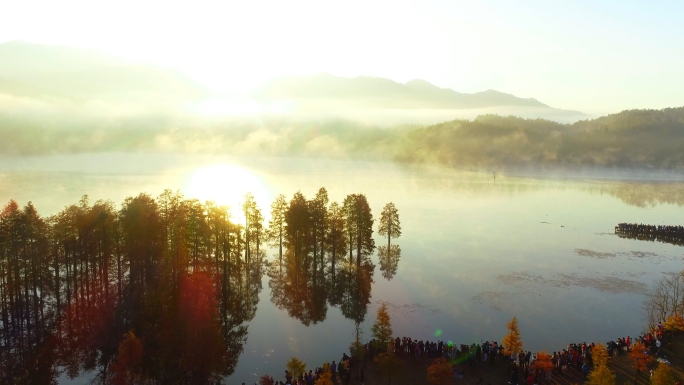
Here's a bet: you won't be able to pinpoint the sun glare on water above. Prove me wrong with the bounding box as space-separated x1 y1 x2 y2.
184 164 271 222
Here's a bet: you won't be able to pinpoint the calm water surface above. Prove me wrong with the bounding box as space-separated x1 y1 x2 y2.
1 153 683 384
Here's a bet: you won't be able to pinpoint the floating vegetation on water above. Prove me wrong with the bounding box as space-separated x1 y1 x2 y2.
376 300 442 316
575 249 616 259
495 271 647 295
470 291 521 311
575 248 665 262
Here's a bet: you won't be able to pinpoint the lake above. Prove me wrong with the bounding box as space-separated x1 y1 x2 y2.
1 153 683 384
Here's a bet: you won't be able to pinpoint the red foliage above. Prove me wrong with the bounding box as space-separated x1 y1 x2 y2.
177 271 225 379
111 331 144 385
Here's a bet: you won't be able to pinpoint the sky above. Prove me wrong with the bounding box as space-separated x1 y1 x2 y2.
1 0 684 115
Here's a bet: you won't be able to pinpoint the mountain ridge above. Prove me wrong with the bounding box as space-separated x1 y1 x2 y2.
254 73 584 115
0 41 585 120
0 40 206 103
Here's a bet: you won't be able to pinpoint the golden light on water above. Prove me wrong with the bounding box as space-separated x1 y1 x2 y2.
184 164 271 222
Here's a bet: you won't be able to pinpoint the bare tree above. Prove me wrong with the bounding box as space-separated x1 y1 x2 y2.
643 272 684 329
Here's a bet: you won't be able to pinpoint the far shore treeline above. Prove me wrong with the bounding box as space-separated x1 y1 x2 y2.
0 189 401 383
2 107 684 170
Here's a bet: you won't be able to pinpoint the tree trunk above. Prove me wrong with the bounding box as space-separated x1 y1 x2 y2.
635 368 638 385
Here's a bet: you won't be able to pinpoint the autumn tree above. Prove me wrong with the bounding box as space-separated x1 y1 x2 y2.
327 201 346 288
662 313 684 338
531 351 554 383
503 317 523 358
586 363 616 385
315 363 334 385
287 357 307 380
628 341 652 385
242 193 264 278
593 343 610 367
427 357 453 385
375 342 401 385
285 192 310 272
259 374 275 385
342 194 375 268
378 202 401 250
267 194 288 273
310 188 329 279
372 303 393 347
378 244 401 280
110 331 144 385
651 363 674 385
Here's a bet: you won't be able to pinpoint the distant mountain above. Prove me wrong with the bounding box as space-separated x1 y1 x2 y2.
254 73 584 115
0 41 206 104
0 41 588 127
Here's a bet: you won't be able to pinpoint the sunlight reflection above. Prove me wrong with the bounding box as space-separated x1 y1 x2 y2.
184 164 271 222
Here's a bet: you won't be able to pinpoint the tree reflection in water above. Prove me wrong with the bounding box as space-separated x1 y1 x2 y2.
268 190 378 326
0 188 397 383
0 191 263 383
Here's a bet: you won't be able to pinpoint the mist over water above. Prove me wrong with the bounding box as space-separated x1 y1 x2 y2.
1 154 683 384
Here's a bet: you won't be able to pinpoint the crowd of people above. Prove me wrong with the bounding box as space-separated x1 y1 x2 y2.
615 223 684 245
256 326 670 385
615 223 684 236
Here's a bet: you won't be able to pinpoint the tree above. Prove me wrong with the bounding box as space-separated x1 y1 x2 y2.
427 357 453 385
342 194 375 268
315 363 334 385
378 202 401 250
378 244 401 280
628 341 652 385
372 303 393 347
662 313 684 338
267 194 288 273
110 331 144 385
651 363 674 385
592 343 610 367
326 201 346 291
531 351 554 383
259 374 275 385
350 322 365 376
375 342 401 385
502 317 523 357
643 272 684 330
586 363 616 385
287 357 307 380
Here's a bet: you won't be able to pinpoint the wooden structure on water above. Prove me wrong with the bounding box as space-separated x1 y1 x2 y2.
615 223 684 246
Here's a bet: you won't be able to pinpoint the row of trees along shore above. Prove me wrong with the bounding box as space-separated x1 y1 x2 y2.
0 188 401 384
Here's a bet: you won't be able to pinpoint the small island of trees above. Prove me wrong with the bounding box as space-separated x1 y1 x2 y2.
0 188 401 383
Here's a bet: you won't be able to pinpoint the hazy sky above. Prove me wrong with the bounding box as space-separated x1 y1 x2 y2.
2 0 683 115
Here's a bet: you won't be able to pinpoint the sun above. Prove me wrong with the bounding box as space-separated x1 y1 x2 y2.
184 164 271 222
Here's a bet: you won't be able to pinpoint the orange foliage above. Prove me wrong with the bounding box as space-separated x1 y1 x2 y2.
628 341 652 372
663 314 684 334
503 317 523 356
260 374 275 385
111 331 144 385
531 351 554 373
427 357 453 385
315 364 334 385
628 340 653 384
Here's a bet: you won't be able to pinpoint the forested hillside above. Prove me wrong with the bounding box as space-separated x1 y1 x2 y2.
1 105 683 170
